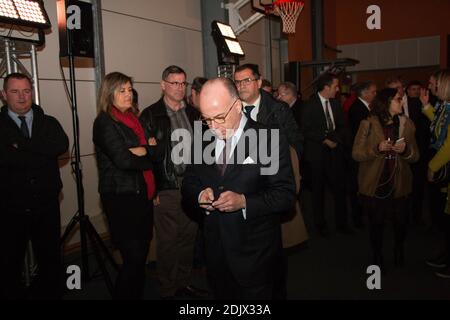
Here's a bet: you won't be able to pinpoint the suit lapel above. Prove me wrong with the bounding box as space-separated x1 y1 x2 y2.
313 95 328 129
257 92 269 124
31 107 43 138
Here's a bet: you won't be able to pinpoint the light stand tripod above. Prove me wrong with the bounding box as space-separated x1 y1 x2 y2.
60 28 118 295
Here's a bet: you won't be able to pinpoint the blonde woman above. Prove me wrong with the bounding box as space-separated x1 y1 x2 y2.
421 70 450 278
93 72 157 299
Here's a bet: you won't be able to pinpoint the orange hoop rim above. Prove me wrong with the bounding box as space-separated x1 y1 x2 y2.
263 0 305 16
272 0 305 34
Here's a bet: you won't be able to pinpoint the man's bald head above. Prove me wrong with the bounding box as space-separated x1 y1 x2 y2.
199 78 242 139
201 78 239 100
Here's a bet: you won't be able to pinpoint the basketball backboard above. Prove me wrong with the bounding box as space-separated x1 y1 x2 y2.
251 0 277 15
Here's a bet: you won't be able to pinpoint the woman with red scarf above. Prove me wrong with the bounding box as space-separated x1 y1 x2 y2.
93 72 157 299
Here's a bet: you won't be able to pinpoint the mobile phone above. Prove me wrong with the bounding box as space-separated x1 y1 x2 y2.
395 137 405 144
199 202 213 206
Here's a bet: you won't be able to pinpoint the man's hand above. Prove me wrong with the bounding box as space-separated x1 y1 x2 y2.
212 191 246 213
428 168 435 182
199 187 215 211
148 137 157 146
129 146 147 156
420 88 430 106
153 195 160 206
392 141 406 154
323 139 337 149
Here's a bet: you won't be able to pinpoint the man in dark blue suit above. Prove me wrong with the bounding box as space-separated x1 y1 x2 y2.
181 78 295 299
301 73 353 237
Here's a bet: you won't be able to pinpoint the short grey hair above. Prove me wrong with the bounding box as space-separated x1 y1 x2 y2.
357 81 375 97
278 81 298 95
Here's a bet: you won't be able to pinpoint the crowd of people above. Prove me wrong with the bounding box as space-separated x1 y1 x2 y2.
1 64 450 300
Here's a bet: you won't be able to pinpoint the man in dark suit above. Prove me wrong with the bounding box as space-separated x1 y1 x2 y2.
233 64 303 159
277 81 303 129
181 78 296 299
348 81 377 228
0 73 69 299
348 82 376 142
301 73 353 237
234 65 302 299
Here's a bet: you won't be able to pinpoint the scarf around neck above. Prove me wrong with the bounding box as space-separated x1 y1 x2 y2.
111 107 155 199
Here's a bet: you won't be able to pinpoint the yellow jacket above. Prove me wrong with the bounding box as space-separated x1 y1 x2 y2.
423 105 450 214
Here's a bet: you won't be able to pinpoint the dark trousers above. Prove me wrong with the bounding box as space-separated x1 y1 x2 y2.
309 148 348 229
0 198 62 300
193 225 206 268
272 249 287 300
444 215 450 263
429 182 448 230
207 253 273 300
101 193 153 300
410 159 428 222
362 196 409 262
349 159 363 225
154 189 197 297
427 184 450 261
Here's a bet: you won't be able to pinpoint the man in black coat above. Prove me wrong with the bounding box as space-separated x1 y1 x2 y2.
348 81 377 228
234 65 302 299
181 78 295 299
0 73 69 299
234 64 303 159
277 81 304 129
301 73 353 237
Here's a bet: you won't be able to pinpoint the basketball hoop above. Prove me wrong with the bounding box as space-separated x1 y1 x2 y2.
266 0 305 34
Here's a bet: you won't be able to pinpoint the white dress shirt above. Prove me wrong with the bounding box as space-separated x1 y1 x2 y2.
402 95 410 117
318 93 335 129
200 115 248 219
8 108 34 137
242 94 261 121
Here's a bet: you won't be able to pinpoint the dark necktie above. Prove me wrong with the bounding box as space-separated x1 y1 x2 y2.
244 105 255 119
217 139 231 176
18 116 30 138
324 101 334 131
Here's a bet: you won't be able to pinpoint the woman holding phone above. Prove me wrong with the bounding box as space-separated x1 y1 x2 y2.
353 88 419 271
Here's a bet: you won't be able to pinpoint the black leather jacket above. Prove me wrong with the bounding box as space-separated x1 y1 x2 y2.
140 98 200 191
93 111 157 196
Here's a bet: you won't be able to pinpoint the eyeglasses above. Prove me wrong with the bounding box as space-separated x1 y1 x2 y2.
234 77 258 87
164 80 188 88
201 99 238 124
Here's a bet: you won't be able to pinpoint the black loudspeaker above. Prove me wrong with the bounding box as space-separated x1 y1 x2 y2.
284 61 301 89
57 0 94 58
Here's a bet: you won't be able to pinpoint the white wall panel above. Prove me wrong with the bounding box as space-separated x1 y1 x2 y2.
102 0 202 31
102 10 203 96
338 36 440 71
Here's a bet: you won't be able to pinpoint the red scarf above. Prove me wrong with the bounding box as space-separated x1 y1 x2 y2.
111 107 155 199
